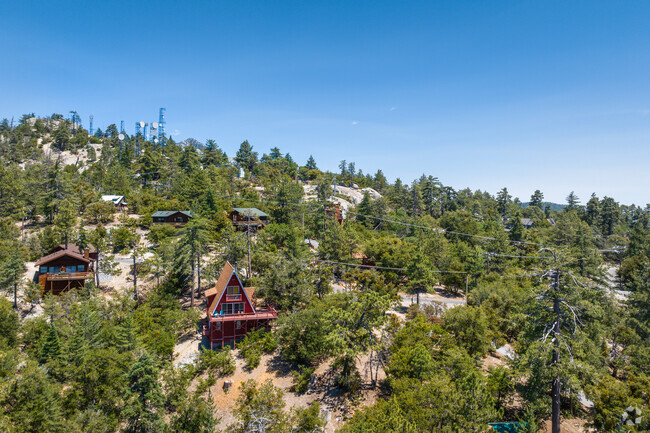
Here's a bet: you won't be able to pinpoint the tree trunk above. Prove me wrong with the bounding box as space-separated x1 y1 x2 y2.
552 269 561 433
95 252 99 287
133 253 137 301
197 252 201 296
190 260 195 308
13 282 17 310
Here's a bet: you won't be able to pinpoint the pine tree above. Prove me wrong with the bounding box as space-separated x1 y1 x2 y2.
305 155 317 170
39 323 62 364
496 187 511 219
565 191 580 211
54 199 77 249
356 192 374 229
235 140 258 173
122 353 167 433
115 313 138 352
529 190 544 209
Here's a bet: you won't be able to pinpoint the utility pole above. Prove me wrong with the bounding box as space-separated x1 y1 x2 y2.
190 226 196 308
132 242 138 301
552 267 561 433
247 210 252 279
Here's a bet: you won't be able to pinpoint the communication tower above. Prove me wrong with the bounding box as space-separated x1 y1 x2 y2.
89 115 94 136
151 122 158 142
142 122 149 141
120 121 125 133
135 121 142 136
158 108 166 144
69 111 80 136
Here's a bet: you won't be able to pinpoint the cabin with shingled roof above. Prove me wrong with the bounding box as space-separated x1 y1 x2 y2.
203 261 277 349
35 244 97 295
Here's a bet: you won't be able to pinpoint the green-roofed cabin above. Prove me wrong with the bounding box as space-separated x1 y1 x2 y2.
229 208 269 232
151 210 193 226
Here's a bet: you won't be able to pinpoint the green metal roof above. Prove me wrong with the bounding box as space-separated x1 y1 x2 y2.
151 210 193 218
233 208 269 218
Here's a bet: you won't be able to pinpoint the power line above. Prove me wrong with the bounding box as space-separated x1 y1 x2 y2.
347 210 567 248
316 260 405 271
483 252 552 260
133 175 608 255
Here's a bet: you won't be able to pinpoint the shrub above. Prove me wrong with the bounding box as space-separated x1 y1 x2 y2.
291 367 315 394
238 329 277 369
199 346 235 376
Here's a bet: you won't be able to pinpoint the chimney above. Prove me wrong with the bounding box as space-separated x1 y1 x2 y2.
84 248 89 259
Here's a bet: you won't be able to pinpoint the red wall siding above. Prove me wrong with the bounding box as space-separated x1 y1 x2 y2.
213 274 255 315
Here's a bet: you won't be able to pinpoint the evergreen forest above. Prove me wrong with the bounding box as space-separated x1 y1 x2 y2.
0 114 648 432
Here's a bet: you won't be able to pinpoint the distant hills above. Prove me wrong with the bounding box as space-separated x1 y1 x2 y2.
521 202 566 211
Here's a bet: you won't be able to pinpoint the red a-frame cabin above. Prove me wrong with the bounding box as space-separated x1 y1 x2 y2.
203 262 277 349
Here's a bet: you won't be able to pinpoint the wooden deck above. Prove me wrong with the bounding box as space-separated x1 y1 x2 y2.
208 307 278 323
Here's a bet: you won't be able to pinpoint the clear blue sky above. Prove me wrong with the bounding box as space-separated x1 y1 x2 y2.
2 1 650 205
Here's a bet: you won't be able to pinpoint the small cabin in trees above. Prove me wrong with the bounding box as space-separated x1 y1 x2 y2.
35 244 96 295
230 208 269 232
101 195 128 211
151 210 193 226
203 261 277 349
520 218 534 229
325 202 343 225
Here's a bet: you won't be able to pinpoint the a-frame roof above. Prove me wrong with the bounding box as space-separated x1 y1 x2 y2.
207 261 235 315
207 262 257 316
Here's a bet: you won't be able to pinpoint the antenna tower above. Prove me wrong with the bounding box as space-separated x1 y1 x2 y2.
135 121 142 136
143 122 149 141
89 115 94 136
158 107 166 144
151 121 158 142
120 120 125 133
69 111 80 136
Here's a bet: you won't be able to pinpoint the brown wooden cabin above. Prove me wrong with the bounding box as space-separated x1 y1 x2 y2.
229 208 269 233
151 210 193 226
202 261 277 349
325 202 343 225
35 244 95 295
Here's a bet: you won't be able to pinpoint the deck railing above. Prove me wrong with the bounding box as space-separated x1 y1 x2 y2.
46 272 91 281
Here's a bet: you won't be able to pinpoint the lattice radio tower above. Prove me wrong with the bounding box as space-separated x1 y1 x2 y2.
158 107 166 144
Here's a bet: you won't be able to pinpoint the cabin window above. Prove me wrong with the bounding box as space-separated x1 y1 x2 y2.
175 217 183 222
40 266 48 274
49 266 58 274
222 304 233 315
216 322 221 331
234 303 244 314
78 265 85 272
236 321 241 329
227 286 240 295
66 266 76 273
